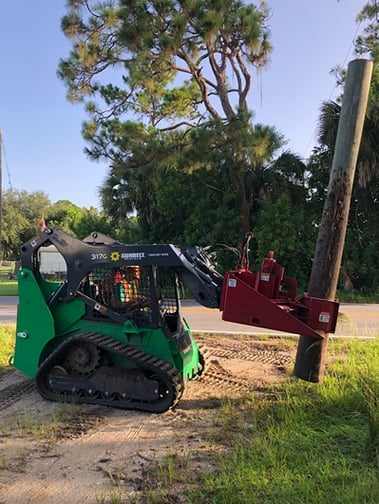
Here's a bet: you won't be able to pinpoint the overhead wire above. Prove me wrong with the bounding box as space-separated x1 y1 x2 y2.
1 134 13 189
302 19 363 160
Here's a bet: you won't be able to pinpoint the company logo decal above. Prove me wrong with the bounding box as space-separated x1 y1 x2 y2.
110 251 121 262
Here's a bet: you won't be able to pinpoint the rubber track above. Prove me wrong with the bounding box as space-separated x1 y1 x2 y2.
35 332 184 413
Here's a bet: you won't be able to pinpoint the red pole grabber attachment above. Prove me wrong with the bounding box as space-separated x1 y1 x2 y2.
220 234 339 339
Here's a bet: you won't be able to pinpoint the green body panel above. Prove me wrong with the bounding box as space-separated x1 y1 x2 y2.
14 269 56 378
13 269 201 381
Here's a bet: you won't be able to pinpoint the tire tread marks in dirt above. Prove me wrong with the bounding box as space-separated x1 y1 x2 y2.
195 339 293 394
199 364 252 392
0 379 35 412
197 338 293 365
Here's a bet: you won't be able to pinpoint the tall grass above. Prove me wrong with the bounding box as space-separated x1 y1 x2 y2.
187 338 379 503
0 324 15 373
0 281 18 296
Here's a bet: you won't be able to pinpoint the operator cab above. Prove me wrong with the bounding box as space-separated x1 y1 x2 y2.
77 264 185 335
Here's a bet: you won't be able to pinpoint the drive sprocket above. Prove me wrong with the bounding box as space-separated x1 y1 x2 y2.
65 342 101 375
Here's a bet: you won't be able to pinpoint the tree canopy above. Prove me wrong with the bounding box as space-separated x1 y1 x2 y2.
60 0 271 125
58 0 283 242
308 0 379 293
1 190 50 259
55 0 379 292
0 190 114 260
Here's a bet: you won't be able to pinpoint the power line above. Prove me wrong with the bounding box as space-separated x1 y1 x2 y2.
1 133 13 189
327 20 363 103
302 20 363 160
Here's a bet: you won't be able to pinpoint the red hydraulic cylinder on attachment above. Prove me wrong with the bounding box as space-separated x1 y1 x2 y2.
220 236 339 339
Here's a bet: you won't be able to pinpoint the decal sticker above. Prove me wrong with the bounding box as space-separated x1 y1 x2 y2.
90 253 108 260
110 251 121 261
319 313 330 323
121 252 145 261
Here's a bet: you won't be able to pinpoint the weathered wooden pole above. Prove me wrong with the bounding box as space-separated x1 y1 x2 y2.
294 58 373 382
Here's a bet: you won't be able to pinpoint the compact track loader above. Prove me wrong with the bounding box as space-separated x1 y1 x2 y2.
13 227 339 412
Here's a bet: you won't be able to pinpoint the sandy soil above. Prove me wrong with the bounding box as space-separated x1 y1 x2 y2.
0 334 295 504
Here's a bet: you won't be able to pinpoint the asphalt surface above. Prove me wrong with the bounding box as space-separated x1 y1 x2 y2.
1 296 378 338
0 296 18 324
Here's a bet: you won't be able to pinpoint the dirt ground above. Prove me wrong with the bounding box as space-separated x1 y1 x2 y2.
0 334 295 504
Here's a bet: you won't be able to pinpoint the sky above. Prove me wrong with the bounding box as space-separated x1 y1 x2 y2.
0 0 369 210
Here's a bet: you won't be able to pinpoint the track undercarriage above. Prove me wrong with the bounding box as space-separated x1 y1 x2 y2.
35 332 185 413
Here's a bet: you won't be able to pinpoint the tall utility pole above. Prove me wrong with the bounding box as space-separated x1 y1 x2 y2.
294 59 373 382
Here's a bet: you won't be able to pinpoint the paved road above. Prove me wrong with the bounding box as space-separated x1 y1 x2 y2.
0 296 18 324
1 296 378 338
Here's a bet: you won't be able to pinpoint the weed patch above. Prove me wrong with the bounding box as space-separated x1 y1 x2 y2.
0 281 18 296
0 324 15 374
10 403 103 444
140 338 379 504
188 339 379 503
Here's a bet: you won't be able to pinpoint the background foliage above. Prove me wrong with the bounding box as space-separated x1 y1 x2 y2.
0 1 377 295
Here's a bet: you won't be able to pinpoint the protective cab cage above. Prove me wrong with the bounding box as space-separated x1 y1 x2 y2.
21 228 222 340
78 265 180 329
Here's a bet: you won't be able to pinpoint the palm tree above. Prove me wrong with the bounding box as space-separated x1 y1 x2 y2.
317 99 379 186
317 0 379 185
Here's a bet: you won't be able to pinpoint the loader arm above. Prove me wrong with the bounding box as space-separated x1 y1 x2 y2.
20 227 338 340
19 227 223 309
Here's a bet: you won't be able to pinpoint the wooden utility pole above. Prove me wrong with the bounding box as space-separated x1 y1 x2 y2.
294 59 373 382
